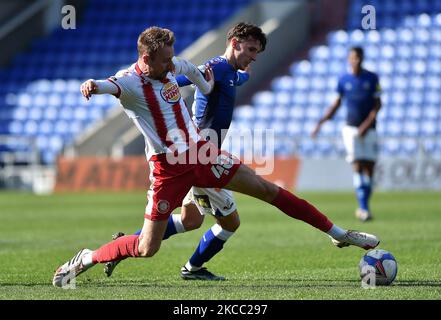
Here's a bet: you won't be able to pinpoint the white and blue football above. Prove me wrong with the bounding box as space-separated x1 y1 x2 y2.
359 249 397 286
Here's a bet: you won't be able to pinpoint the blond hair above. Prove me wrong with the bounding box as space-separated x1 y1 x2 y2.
137 27 175 57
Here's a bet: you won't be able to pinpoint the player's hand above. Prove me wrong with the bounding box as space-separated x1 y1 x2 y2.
80 79 98 100
204 66 215 93
358 124 369 137
358 127 368 137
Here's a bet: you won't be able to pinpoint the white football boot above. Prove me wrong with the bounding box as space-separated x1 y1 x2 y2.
331 230 379 250
53 248 93 288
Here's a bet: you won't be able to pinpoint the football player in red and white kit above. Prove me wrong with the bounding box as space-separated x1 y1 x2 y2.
53 27 380 288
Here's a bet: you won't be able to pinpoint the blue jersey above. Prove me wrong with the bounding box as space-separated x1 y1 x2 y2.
176 56 249 148
337 69 381 128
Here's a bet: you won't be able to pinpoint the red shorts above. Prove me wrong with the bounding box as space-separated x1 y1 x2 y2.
144 141 241 221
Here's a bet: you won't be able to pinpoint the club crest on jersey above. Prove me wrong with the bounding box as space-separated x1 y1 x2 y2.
160 82 181 104
156 200 170 214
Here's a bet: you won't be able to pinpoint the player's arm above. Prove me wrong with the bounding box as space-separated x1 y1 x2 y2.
311 96 342 138
175 74 193 87
175 64 207 87
358 97 382 137
235 69 250 86
358 76 382 137
173 57 214 94
80 79 119 100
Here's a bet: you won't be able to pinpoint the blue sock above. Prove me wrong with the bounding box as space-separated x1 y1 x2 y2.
133 214 184 240
357 186 369 211
361 174 372 211
188 224 234 269
354 173 368 211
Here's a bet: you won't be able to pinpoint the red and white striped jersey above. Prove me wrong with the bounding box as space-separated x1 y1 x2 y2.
105 57 210 160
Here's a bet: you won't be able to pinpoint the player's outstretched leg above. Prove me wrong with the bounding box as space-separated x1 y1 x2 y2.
103 232 126 277
54 219 167 287
54 234 141 287
224 164 379 250
104 206 203 277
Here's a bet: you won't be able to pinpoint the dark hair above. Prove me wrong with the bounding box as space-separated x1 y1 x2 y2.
226 22 267 52
137 26 175 57
350 46 364 60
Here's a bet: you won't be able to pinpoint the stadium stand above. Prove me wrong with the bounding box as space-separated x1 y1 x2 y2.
232 0 441 158
0 0 252 165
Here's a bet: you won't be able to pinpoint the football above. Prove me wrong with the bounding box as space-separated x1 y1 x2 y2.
359 249 397 286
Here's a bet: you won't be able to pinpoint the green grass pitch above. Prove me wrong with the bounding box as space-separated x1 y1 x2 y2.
0 191 440 300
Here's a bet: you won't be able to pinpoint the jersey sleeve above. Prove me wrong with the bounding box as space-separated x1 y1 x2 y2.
173 57 212 94
235 70 249 86
175 74 193 87
105 69 133 100
336 76 344 97
373 74 381 98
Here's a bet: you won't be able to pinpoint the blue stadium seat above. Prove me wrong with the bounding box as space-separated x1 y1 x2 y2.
233 105 254 122
252 91 275 107
420 120 438 136
289 106 305 120
406 105 422 120
271 76 295 92
286 122 302 137
274 92 291 106
272 106 288 121
254 107 272 121
327 30 348 45
12 108 28 121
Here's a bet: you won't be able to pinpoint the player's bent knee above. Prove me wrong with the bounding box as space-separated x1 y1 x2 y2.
182 213 204 230
217 211 240 232
183 218 204 231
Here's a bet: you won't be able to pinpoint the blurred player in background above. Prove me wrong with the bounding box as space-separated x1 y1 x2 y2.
105 22 266 281
53 28 379 288
312 47 382 222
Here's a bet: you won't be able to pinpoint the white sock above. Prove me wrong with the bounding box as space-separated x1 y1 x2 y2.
327 224 347 240
185 261 201 272
172 214 186 233
353 172 363 188
81 251 95 268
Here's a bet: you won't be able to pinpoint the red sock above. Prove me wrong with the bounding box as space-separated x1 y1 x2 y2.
92 235 140 264
271 187 333 232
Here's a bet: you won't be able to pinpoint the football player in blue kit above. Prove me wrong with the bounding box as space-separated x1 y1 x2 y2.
105 22 267 280
312 47 382 222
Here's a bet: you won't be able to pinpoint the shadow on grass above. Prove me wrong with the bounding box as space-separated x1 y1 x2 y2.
393 280 441 287
2 279 441 289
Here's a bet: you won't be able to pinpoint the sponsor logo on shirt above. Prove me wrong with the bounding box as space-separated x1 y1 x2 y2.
160 82 181 104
